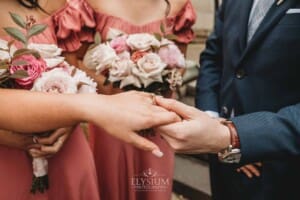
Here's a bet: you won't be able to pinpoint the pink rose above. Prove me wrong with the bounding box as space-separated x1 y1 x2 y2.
158 43 185 68
10 55 47 88
131 51 148 63
110 35 129 54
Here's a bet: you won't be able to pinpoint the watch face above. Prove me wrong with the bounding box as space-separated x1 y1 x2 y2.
224 152 241 164
218 148 241 164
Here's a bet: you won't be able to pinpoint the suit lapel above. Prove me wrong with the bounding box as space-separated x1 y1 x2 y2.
237 0 298 67
238 0 254 51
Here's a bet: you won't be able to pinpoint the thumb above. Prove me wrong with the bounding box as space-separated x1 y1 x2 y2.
129 132 164 158
155 96 197 119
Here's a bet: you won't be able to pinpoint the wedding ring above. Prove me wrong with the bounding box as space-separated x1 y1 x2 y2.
32 136 39 144
150 93 156 105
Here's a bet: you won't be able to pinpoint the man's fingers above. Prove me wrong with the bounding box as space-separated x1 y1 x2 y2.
151 110 181 127
155 96 198 119
37 128 66 145
244 164 260 177
239 167 253 178
237 164 261 178
156 122 186 140
160 133 183 152
255 162 263 167
129 132 164 158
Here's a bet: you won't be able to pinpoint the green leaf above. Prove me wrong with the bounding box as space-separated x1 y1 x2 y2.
160 23 166 34
10 70 28 79
153 33 162 41
8 40 15 48
9 12 26 28
94 32 101 45
28 24 47 38
13 48 41 59
0 59 10 69
0 64 9 70
12 60 28 66
3 27 27 44
165 34 178 41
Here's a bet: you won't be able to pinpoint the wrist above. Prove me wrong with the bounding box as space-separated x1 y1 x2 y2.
78 94 108 126
214 122 231 153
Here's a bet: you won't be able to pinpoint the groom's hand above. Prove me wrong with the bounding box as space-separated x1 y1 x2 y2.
155 97 231 154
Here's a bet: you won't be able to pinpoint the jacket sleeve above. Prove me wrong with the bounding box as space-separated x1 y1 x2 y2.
232 102 300 163
195 1 225 112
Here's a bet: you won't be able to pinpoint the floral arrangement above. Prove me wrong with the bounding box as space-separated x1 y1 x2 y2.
0 13 97 193
83 28 186 95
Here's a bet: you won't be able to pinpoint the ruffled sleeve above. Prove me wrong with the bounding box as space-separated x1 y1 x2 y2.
172 0 197 44
53 0 96 52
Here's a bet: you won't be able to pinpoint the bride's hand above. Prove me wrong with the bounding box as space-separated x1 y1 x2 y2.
86 91 181 157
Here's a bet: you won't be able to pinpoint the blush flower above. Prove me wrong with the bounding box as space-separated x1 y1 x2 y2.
131 51 148 63
132 53 166 87
109 58 141 88
31 68 77 94
10 54 47 88
158 42 185 68
110 35 129 54
27 43 64 68
83 43 118 73
126 33 160 51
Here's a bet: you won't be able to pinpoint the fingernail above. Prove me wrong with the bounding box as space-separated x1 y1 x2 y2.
152 149 164 158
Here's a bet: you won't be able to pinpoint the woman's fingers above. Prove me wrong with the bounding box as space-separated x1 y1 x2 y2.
128 132 163 158
36 128 67 145
29 134 68 158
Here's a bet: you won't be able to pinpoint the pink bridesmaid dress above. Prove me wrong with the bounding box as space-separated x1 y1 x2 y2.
0 0 100 199
89 1 196 200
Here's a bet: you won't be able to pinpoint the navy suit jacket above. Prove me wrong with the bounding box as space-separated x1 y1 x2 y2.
196 0 300 199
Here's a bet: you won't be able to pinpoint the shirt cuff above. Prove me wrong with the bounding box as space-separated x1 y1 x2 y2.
205 110 220 118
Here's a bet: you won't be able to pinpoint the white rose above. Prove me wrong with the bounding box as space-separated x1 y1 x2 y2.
106 28 126 40
32 68 78 94
70 65 98 94
109 58 141 88
27 43 64 68
126 33 160 51
132 53 166 87
83 43 118 73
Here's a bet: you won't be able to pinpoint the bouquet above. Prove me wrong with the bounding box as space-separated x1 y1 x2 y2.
83 28 186 95
0 13 97 193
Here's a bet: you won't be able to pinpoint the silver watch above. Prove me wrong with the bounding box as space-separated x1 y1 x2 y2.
218 145 241 163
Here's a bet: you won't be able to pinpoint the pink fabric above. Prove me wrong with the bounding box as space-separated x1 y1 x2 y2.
94 0 196 44
90 1 196 200
0 126 100 200
53 0 96 52
0 1 100 199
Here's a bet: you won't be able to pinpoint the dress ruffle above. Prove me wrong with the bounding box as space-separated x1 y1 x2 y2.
53 0 96 52
94 0 196 44
172 0 197 44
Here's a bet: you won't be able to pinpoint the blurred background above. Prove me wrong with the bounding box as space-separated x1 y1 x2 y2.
172 1 220 199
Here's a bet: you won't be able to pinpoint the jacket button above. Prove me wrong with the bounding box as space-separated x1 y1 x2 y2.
222 106 228 115
236 69 246 79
